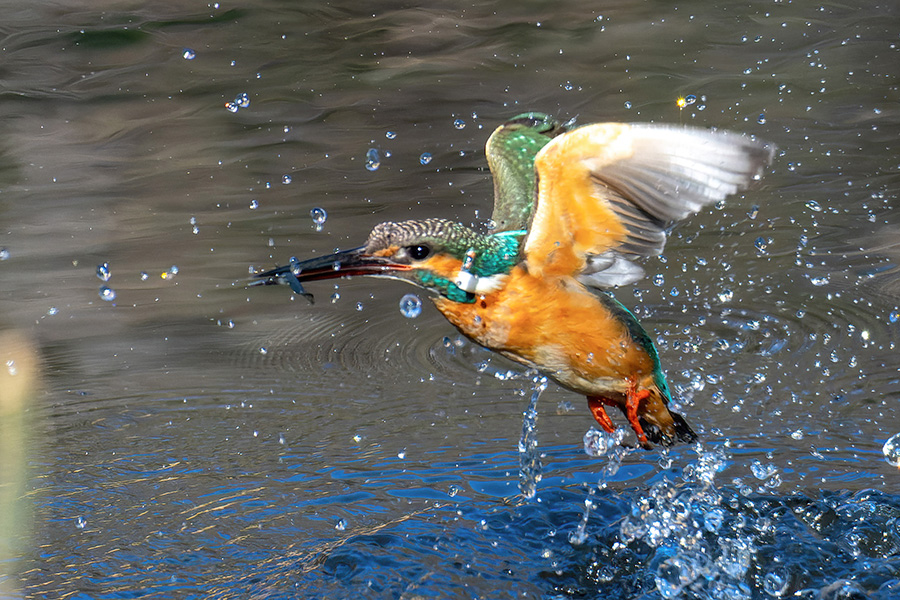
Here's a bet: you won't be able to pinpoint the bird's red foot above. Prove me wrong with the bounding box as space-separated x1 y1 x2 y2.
587 396 617 433
626 385 651 446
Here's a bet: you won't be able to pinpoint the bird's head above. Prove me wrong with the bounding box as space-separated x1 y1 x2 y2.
253 218 523 303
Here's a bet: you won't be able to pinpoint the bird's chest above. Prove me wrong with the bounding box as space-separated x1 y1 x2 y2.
433 268 652 383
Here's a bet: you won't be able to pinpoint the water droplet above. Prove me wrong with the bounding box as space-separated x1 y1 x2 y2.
583 426 619 457
330 292 340 303
624 101 632 109
310 207 327 231
757 113 767 124
161 265 179 280
224 101 239 113
809 275 830 286
653 274 664 287
335 518 347 531
399 293 422 318
684 94 697 105
283 125 291 133
747 205 759 219
47 307 58 316
99 286 116 301
763 569 789 596
75 516 86 529
883 432 900 467
385 131 396 140
182 48 196 60
397 449 407 459
140 271 149 281
750 460 778 480
791 429 804 440
754 236 769 253
655 555 699 598
356 302 364 311
365 148 380 171
419 152 432 165
448 484 461 497
278 433 285 444
453 118 466 129
259 346 268 355
234 92 250 108
704 508 725 532
0 247 9 261
249 199 259 210
96 262 111 282
718 289 734 303
805 200 822 212
889 309 899 323
282 174 292 185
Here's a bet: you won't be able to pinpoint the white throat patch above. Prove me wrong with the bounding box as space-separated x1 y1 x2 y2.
454 271 508 294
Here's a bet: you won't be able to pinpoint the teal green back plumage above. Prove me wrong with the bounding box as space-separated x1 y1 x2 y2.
596 291 671 403
486 113 570 233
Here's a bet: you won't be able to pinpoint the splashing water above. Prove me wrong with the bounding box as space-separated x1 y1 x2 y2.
611 445 757 599
518 375 547 499
571 427 630 546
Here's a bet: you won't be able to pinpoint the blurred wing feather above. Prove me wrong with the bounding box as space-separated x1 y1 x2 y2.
523 123 774 283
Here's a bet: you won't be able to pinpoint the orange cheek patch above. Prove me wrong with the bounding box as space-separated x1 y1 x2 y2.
420 254 464 279
372 246 400 258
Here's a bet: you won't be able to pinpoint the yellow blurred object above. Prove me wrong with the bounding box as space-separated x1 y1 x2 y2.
0 330 39 598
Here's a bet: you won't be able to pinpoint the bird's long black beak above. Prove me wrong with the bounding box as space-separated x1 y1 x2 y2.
249 246 410 303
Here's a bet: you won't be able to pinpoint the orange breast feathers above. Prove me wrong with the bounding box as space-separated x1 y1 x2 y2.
433 266 655 391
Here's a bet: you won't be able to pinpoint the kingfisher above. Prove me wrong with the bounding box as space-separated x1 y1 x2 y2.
252 113 774 449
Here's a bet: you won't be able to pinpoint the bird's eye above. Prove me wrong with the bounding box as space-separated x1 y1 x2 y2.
407 245 431 261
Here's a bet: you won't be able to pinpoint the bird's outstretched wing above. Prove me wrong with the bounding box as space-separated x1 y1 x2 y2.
485 113 569 233
522 123 775 285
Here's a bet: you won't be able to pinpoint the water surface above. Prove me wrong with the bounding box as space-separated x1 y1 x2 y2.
1 1 899 598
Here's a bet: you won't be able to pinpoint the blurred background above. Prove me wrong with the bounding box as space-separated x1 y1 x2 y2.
1 1 898 598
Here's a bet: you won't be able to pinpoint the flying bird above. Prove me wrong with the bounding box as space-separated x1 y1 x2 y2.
252 113 774 448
